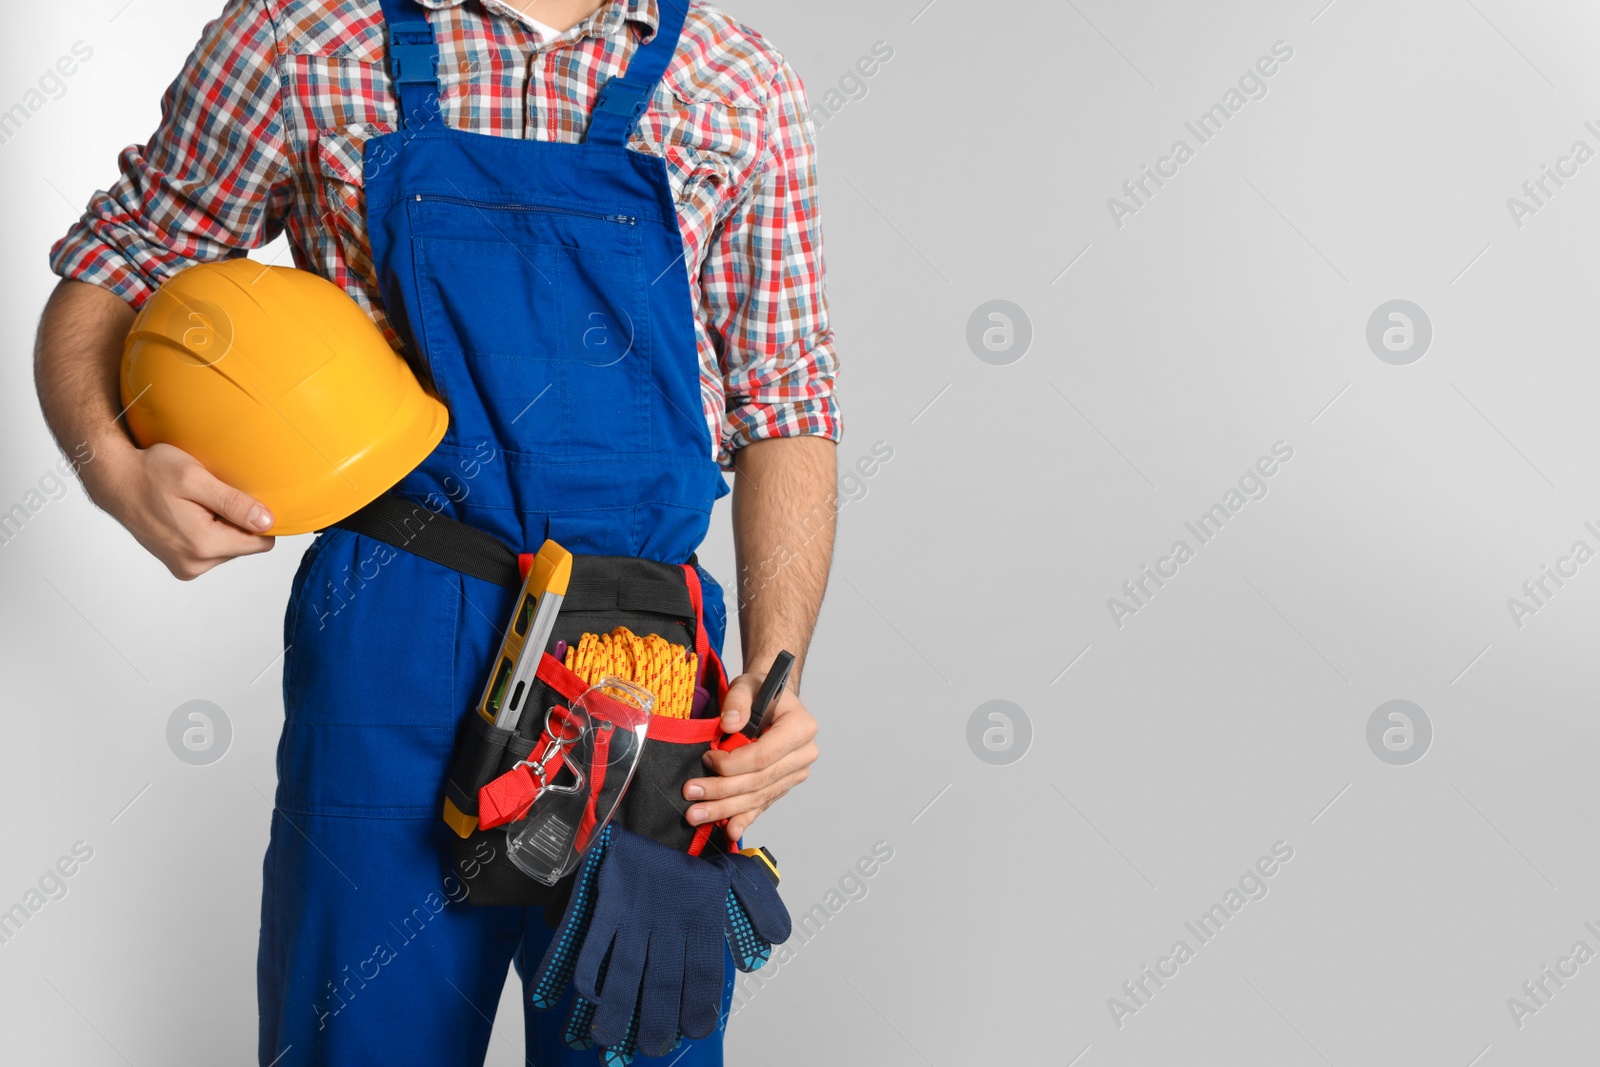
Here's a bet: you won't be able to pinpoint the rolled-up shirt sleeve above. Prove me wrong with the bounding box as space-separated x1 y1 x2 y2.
48 0 294 308
703 57 841 465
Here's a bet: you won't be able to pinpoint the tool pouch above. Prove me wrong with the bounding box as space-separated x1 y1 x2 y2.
445 554 732 906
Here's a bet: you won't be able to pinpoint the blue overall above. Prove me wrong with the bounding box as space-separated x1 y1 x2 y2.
257 1 731 1062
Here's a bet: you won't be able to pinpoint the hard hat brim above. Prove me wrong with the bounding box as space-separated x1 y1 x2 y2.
263 386 449 536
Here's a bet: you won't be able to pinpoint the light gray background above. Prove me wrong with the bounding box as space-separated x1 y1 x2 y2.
4 0 1600 1063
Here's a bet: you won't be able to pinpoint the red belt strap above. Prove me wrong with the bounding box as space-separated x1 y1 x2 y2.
477 701 580 830
575 726 612 851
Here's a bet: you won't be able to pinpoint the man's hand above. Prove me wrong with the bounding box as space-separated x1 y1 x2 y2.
35 279 274 580
683 668 819 842
86 441 275 580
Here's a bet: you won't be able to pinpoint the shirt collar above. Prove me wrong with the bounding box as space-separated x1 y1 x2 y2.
414 0 659 42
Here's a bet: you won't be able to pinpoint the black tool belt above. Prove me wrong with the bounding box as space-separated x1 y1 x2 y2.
336 495 729 906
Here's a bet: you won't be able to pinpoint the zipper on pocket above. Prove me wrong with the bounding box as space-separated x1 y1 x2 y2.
414 193 636 226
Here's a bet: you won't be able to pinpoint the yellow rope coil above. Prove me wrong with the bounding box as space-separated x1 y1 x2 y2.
564 627 699 718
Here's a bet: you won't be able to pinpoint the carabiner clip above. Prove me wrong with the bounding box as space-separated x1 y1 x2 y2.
513 703 587 796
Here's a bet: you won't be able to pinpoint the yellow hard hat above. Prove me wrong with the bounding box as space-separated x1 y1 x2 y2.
121 259 448 536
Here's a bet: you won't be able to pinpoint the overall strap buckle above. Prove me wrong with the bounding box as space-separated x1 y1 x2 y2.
378 0 444 129
584 0 689 146
390 38 439 87
592 77 652 125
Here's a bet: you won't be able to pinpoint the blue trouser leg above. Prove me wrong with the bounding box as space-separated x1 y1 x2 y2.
258 810 737 1067
259 813 524 1067
259 533 523 1065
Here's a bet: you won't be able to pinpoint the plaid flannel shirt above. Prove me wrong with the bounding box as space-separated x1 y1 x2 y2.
49 0 840 465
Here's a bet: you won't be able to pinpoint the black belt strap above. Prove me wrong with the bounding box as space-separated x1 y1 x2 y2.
565 575 695 617
335 496 701 619
336 495 522 588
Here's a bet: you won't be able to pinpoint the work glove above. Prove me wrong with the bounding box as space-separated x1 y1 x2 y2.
530 823 791 1064
710 847 792 973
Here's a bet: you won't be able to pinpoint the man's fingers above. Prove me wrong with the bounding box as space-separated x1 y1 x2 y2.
685 767 811 826
717 673 756 734
197 522 277 560
181 462 274 533
702 709 815 777
685 743 816 803
163 516 276 580
181 499 276 558
230 528 278 555
106 444 276 579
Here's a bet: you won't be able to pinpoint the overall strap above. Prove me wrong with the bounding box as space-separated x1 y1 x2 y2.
586 0 688 146
378 0 444 129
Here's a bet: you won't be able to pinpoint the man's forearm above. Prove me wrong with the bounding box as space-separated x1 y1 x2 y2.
34 279 137 480
731 435 837 684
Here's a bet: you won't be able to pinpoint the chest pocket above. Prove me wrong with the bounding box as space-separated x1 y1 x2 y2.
314 129 386 291
287 38 395 275
638 72 766 253
409 194 653 461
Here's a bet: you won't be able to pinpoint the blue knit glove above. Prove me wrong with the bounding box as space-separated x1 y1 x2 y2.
529 822 612 1014
573 826 732 1056
526 824 625 1061
708 849 792 972
530 825 791 1064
